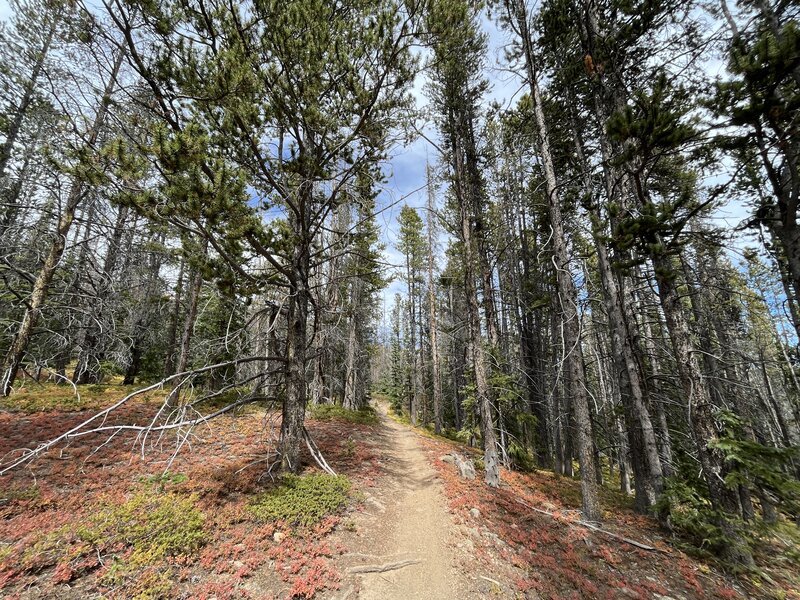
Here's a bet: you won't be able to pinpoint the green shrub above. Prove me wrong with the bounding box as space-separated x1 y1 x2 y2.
19 491 206 597
655 478 727 557
249 474 351 526
86 491 206 566
140 471 188 489
508 441 535 472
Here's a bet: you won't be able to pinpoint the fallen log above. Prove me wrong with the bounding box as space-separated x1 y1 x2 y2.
513 498 662 552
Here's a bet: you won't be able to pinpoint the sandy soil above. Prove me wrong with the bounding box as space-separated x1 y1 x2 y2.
334 403 480 600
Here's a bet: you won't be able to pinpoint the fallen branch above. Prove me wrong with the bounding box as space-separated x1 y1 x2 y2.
347 559 421 574
513 498 661 552
303 426 337 476
0 357 279 475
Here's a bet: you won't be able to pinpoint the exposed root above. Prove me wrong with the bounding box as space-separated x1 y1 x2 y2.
347 559 422 574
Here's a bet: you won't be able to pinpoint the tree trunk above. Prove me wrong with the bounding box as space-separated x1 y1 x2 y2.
343 279 363 411
164 257 186 377
462 207 500 487
279 181 312 473
426 165 444 434
0 16 57 181
572 122 663 512
651 251 754 566
510 0 599 517
0 49 124 396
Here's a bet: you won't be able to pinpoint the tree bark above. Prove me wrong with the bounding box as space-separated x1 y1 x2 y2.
650 251 754 566
426 165 444 434
509 0 599 518
279 180 312 473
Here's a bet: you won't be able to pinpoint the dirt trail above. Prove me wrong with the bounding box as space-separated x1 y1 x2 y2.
338 402 476 600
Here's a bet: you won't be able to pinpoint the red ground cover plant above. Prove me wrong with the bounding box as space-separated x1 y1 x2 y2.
417 434 765 600
0 397 381 599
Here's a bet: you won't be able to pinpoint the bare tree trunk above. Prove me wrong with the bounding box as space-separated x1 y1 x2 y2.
426 165 444 434
164 257 186 377
1 49 124 396
343 280 362 410
462 204 500 487
572 122 663 512
509 0 599 517
343 317 359 410
279 181 312 473
0 16 57 181
73 204 130 384
175 255 205 376
651 251 754 566
405 247 420 425
446 98 500 486
637 290 675 478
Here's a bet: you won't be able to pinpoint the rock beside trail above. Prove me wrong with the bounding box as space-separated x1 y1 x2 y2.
441 453 476 480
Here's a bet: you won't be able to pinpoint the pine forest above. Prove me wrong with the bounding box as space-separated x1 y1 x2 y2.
0 0 798 597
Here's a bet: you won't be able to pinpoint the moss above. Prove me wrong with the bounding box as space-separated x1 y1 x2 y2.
249 474 351 527
308 403 379 425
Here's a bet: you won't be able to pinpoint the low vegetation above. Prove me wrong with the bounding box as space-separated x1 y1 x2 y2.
0 381 139 413
308 403 379 426
249 474 351 527
0 393 382 598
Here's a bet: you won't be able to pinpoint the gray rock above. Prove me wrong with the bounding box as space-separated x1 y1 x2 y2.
469 507 481 519
453 453 476 479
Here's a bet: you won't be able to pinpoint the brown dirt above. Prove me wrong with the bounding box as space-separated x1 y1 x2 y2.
331 402 495 600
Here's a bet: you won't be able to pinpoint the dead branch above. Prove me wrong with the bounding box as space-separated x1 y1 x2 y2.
513 498 662 552
347 559 421 574
303 426 337 476
0 356 281 475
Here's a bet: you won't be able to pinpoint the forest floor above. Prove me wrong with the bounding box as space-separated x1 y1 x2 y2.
0 384 796 599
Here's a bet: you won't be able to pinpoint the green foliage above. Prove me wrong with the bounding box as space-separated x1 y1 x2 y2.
308 403 379 425
249 474 351 527
140 471 189 490
473 456 485 473
711 412 800 519
508 441 535 472
454 424 479 445
84 491 206 562
655 478 729 557
396 205 426 280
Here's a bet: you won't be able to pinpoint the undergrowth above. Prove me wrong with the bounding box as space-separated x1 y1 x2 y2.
7 490 207 598
308 403 379 425
249 474 351 526
0 382 143 413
